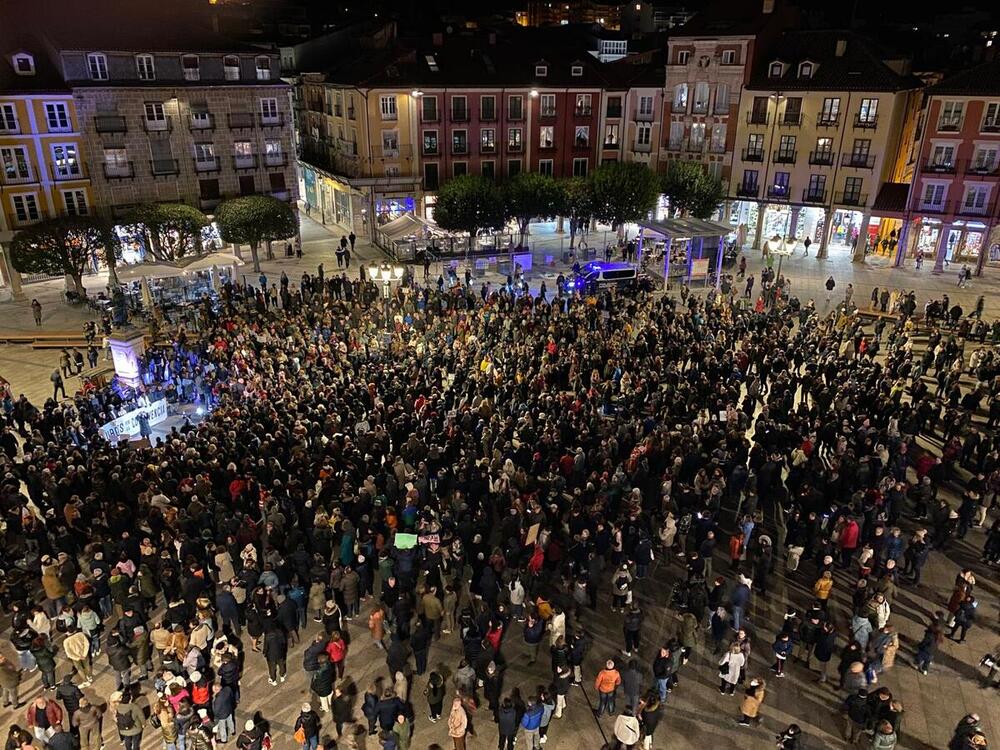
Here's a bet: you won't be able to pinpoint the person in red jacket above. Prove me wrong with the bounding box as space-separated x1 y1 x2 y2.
839 517 860 568
326 631 347 679
26 697 63 745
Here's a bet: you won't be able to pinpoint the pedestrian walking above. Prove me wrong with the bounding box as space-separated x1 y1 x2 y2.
31 299 42 326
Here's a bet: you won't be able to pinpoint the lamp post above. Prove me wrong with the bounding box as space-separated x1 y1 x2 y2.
367 262 404 329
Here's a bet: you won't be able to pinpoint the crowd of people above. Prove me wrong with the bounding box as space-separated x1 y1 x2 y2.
0 252 998 750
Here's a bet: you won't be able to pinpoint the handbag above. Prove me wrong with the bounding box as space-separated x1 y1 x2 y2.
293 727 306 745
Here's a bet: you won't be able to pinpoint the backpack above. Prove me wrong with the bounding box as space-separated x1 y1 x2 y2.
116 708 136 731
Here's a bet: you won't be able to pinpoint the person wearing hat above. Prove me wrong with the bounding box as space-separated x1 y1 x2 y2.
236 720 263 750
776 723 802 750
594 659 621 717
293 703 321 750
72 697 104 750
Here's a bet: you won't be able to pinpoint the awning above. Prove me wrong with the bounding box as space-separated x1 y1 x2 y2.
117 262 185 281
638 218 733 238
377 214 426 240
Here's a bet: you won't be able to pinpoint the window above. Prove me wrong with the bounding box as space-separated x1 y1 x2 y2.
672 83 688 111
798 61 813 78
806 174 826 199
922 183 945 206
677 50 690 65
668 121 684 149
636 123 651 147
481 161 495 179
714 84 729 115
104 147 129 176
689 123 705 148
571 65 583 77
972 146 998 173
451 96 468 120
255 56 271 80
268 173 286 193
843 176 864 202
238 175 256 195
939 101 963 130
200 179 220 201
224 55 240 80
87 53 108 80
508 159 522 177
508 128 522 150
385 165 400 177
601 40 628 56
381 130 399 157
575 94 592 116
857 98 878 125
540 94 556 117
777 134 796 160
535 65 548 77
423 130 438 155
769 61 784 77
144 102 167 130
539 126 554 148
481 128 496 152
508 95 523 120
380 95 397 120
930 144 956 167
135 54 155 80
12 54 34 75
983 102 1000 131
538 159 553 176
746 133 764 158
424 163 439 190
51 144 80 177
421 96 438 121
783 97 802 125
572 158 588 177
964 185 989 211
191 105 212 129
692 82 710 114
452 130 468 154
721 49 736 65
750 96 769 125
0 103 18 132
771 172 790 196
182 55 200 81
638 95 654 118
12 194 40 222
607 96 623 118
480 95 496 120
260 98 279 123
851 138 872 161
264 140 282 164
60 189 86 217
45 102 71 132
740 169 759 192
234 141 254 167
818 98 840 125
710 123 726 151
574 126 589 148
453 162 467 178
1 146 31 181
604 123 619 147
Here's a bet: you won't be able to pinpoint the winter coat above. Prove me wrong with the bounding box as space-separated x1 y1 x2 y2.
741 685 765 718
719 651 745 684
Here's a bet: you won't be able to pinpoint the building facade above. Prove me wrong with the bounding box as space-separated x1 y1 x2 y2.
898 61 1000 275
729 32 920 258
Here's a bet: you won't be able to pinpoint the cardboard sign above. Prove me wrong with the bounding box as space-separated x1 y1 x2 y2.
525 523 540 546
395 533 418 549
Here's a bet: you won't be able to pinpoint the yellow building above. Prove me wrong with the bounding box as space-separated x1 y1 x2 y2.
0 48 93 296
299 73 422 237
728 32 921 259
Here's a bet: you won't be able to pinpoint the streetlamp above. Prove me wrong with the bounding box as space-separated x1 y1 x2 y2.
367 262 404 329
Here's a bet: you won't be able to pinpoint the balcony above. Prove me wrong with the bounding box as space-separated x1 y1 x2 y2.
854 114 878 129
778 113 802 127
816 114 840 128
966 160 999 177
921 159 958 175
451 142 469 156
742 148 764 162
381 147 400 159
708 142 726 154
772 149 797 164
103 161 134 180
956 200 992 217
228 113 256 130
690 103 709 115
143 117 172 134
917 200 949 215
336 138 358 157
479 142 497 154
51 166 83 182
666 139 683 151
540 107 557 119
233 154 258 170
2 172 35 186
808 150 835 166
606 106 623 119
573 138 590 150
94 115 127 133
686 140 705 153
746 111 768 126
450 109 469 123
938 117 962 133
422 142 439 156
836 191 868 207
574 105 592 117
189 114 215 132
633 141 652 153
259 114 284 128
633 109 654 122
841 153 876 169
150 158 180 176
193 157 221 173
982 119 1000 133
802 188 827 204
263 153 287 168
507 142 523 153
767 185 791 200
539 140 556 151
736 183 760 198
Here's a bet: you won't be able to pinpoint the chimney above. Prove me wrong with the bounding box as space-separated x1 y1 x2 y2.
432 32 444 47
762 0 775 13
835 38 847 57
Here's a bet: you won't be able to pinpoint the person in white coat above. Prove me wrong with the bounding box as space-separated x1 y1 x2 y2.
719 643 746 695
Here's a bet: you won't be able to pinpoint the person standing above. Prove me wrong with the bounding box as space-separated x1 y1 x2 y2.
825 275 836 306
293 703 321 750
738 678 766 727
497 697 518 750
719 643 745 695
0 653 22 708
211 683 237 743
72 698 103 750
26 696 63 746
613 708 641 749
263 626 288 685
114 693 145 750
349 232 357 252
32 299 42 326
424 672 446 722
51 370 67 400
594 659 621 717
520 696 544 750
447 696 468 750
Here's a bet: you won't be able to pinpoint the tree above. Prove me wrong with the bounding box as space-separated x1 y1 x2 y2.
432 175 506 253
588 162 659 234
215 195 297 272
122 203 208 261
561 176 594 249
9 216 120 298
501 173 564 246
661 162 726 220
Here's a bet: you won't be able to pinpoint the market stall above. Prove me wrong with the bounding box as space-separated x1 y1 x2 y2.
636 218 734 290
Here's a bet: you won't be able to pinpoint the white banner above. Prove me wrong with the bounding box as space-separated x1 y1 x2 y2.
99 399 168 443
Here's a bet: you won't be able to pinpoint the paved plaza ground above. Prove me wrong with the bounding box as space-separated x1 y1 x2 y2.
1 214 1000 749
